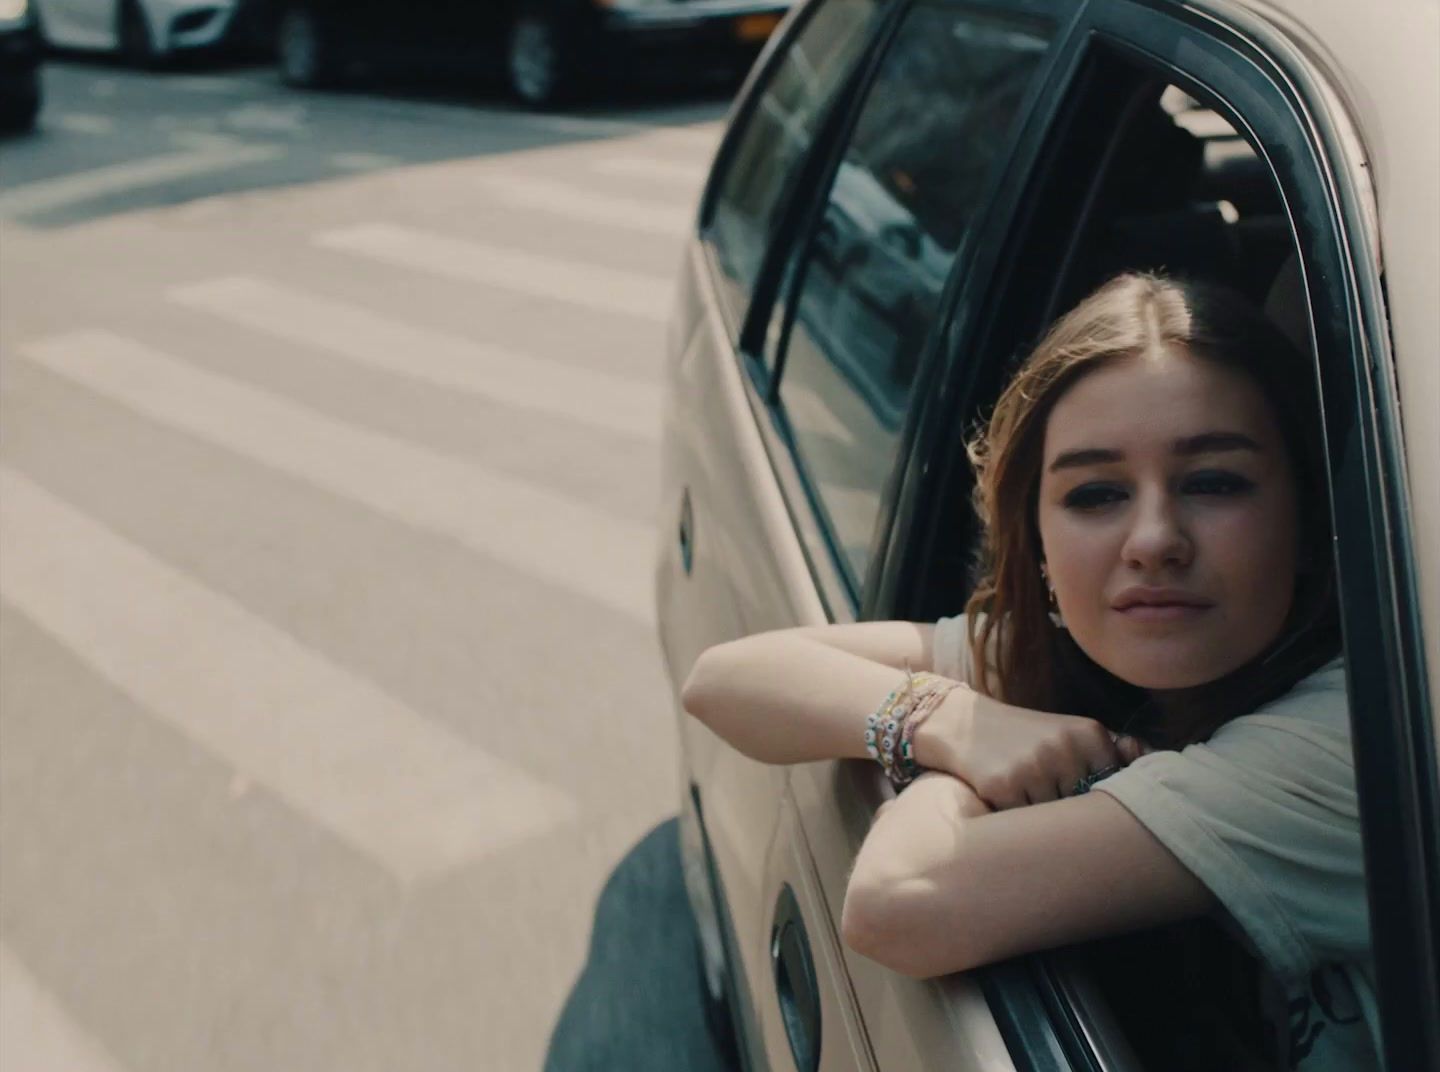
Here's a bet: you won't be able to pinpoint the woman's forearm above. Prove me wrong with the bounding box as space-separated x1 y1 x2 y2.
680 628 926 765
842 772 994 977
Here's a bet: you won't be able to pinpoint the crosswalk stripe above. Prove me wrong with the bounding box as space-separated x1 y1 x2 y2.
51 112 118 136
0 944 125 1072
590 155 709 187
0 469 578 884
467 173 691 237
169 276 661 441
0 142 281 218
529 115 723 151
315 223 674 323
20 331 656 624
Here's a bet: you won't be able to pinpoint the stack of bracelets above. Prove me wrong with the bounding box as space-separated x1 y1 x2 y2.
864 669 959 788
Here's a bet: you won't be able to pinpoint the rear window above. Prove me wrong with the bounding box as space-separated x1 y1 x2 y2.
772 5 1050 588
706 0 884 336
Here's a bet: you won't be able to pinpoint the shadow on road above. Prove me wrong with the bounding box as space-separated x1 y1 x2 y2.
544 819 736 1072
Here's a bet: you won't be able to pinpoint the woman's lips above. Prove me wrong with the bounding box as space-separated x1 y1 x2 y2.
1110 587 1214 621
1114 602 1212 622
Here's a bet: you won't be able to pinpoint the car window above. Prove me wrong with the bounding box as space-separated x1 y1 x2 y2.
706 0 884 339
772 4 1050 589
898 32 1390 1065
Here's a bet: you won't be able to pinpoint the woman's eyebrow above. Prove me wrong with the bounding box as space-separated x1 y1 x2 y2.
1047 448 1122 472
1047 433 1262 472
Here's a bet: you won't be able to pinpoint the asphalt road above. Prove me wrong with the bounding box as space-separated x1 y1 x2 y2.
0 59 735 1072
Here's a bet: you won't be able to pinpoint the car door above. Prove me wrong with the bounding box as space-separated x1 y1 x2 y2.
36 0 118 49
665 0 1080 1067
764 3 1071 1064
657 1 892 1068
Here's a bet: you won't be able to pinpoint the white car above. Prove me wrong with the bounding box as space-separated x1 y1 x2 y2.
35 0 239 63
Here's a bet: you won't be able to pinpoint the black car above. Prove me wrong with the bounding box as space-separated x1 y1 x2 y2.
0 0 41 132
265 0 793 106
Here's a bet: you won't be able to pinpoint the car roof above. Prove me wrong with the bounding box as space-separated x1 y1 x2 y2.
1172 0 1439 707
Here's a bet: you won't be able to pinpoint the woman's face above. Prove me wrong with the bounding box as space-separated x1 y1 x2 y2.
1035 346 1301 691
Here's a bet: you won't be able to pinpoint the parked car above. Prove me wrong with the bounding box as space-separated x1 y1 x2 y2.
33 0 241 63
655 0 1437 1070
0 0 41 130
262 0 792 106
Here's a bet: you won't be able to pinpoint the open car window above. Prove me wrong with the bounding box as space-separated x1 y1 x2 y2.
879 8 1410 1068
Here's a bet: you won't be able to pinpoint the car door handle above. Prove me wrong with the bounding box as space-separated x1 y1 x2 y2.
772 885 820 1072
677 487 694 575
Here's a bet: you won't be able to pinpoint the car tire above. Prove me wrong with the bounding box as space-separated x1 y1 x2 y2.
0 73 40 133
276 5 335 88
118 0 158 68
505 4 585 108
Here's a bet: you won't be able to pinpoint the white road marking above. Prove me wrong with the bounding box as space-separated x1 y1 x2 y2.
224 102 308 134
590 155 708 186
467 173 691 238
169 276 661 441
316 223 673 323
51 113 117 136
19 331 655 624
330 151 402 171
0 469 578 884
528 115 723 153
0 943 126 1072
0 142 281 217
164 74 256 95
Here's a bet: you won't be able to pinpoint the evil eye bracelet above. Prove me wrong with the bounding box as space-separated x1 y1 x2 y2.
865 673 916 782
867 670 954 786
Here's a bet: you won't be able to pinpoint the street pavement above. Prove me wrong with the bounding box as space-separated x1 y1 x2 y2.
0 60 734 1072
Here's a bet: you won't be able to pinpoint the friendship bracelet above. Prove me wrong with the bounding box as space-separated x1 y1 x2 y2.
866 669 952 786
896 678 957 786
871 673 914 781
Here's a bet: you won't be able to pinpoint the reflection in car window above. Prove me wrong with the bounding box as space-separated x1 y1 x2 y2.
776 5 1049 586
707 0 882 336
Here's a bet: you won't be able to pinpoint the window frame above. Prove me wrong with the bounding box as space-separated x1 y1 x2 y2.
709 0 1078 619
698 0 895 354
770 0 1062 599
876 2 1437 1070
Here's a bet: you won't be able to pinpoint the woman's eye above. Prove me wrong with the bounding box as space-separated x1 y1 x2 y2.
1182 471 1256 496
1062 484 1127 511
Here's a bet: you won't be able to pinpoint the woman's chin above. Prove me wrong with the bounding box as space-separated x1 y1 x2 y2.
1088 646 1244 692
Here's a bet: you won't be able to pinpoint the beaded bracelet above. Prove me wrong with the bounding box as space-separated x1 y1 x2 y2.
865 671 920 782
895 677 957 786
866 669 953 786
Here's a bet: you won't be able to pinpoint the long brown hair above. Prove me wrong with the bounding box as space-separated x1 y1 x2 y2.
963 272 1339 748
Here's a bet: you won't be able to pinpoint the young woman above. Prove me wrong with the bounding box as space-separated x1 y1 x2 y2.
681 273 1378 1071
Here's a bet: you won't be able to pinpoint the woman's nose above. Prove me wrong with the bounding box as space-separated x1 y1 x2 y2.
1121 490 1193 571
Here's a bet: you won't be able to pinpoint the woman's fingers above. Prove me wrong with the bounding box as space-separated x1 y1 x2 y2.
1113 733 1152 765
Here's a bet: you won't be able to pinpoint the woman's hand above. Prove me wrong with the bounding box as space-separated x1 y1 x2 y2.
913 687 1148 810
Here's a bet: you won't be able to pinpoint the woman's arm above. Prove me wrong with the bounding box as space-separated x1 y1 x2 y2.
680 621 940 765
841 772 1214 978
682 622 1132 793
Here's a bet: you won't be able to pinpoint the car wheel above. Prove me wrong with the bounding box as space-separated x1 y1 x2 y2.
118 0 157 67
277 6 333 88
506 6 581 108
0 74 40 133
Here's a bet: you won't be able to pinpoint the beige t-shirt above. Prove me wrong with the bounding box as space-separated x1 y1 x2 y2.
932 614 1382 1072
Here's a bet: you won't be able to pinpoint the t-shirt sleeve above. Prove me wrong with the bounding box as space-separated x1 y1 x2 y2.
1093 663 1367 986
932 614 976 684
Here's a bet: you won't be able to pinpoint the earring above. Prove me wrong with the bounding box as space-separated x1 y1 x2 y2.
1040 564 1058 612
